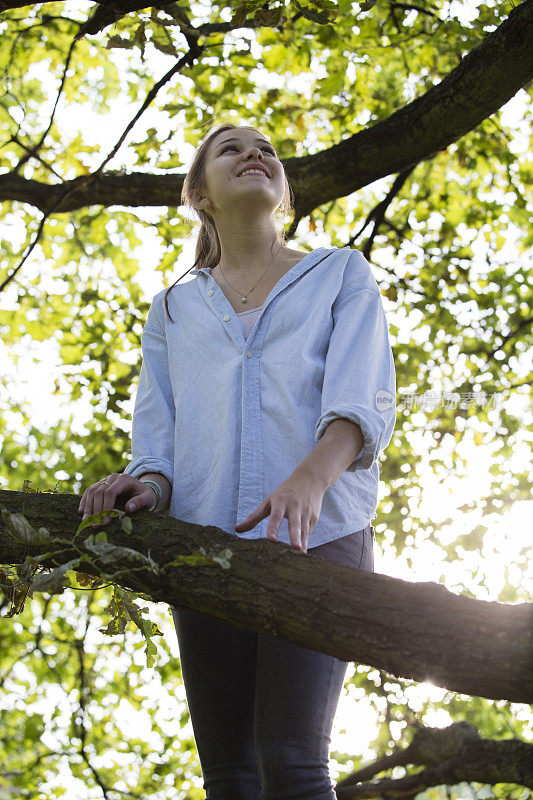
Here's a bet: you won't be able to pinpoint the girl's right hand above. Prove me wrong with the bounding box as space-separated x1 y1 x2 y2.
77 473 157 527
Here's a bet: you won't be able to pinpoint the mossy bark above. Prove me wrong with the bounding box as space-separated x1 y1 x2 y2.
1 489 532 704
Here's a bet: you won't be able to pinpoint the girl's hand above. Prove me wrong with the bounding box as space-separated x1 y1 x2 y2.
77 473 157 527
234 470 326 553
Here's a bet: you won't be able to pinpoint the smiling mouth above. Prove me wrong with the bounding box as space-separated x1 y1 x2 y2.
239 170 269 178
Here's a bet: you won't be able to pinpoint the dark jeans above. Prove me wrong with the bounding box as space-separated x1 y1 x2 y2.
171 525 374 800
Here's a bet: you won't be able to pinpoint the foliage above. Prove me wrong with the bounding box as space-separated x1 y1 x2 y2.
0 0 531 797
1 485 233 665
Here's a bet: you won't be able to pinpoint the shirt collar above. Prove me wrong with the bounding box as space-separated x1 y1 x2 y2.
189 250 330 277
189 247 344 278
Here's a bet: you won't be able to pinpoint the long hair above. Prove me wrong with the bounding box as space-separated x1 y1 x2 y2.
164 122 293 322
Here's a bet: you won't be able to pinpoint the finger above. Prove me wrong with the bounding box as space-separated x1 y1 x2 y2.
91 479 114 525
235 507 262 531
235 500 267 532
125 487 157 513
266 505 285 543
100 476 144 524
300 521 310 554
78 481 103 515
287 509 303 551
81 488 95 519
234 513 256 532
89 476 119 527
81 477 111 520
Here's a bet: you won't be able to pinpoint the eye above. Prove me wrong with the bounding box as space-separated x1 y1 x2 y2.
220 144 276 155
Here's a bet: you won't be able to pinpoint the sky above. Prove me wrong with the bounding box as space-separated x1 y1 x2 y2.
0 0 532 792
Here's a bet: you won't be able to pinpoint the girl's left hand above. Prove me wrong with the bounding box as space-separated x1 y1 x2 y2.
234 470 326 553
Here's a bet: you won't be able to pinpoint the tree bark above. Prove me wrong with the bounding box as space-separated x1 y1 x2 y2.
1 489 532 704
0 0 171 13
335 722 533 797
0 2 531 215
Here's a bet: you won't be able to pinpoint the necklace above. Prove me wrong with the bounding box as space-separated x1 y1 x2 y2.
217 244 284 304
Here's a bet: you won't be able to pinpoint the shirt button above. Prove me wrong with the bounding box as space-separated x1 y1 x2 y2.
247 351 253 358
223 314 230 322
208 289 214 296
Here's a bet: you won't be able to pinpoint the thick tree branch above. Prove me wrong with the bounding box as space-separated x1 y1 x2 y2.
1 489 532 704
74 1 176 40
0 0 37 8
0 0 162 13
0 1 530 219
0 0 274 37
335 722 533 796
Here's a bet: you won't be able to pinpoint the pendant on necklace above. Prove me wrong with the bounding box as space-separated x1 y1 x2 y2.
241 297 247 303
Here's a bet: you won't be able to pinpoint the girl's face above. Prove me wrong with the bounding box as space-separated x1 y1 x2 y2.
199 129 286 219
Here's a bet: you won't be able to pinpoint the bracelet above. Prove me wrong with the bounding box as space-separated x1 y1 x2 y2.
139 478 163 511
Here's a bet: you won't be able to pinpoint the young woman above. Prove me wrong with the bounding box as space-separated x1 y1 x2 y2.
78 122 396 799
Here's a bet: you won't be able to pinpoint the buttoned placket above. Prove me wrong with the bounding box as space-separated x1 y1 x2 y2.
192 248 341 537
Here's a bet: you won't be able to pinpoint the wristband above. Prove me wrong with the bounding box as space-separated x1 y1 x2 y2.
139 478 163 511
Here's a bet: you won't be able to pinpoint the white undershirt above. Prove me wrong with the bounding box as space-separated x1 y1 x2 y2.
237 305 263 340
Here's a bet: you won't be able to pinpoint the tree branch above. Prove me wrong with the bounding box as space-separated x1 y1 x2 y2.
348 166 417 258
0 0 162 13
0 34 204 293
74 1 176 40
14 32 79 172
1 0 530 220
336 722 533 796
1 489 532 704
8 133 63 178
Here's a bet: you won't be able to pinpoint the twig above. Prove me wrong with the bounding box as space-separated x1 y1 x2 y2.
0 37 204 294
15 33 79 172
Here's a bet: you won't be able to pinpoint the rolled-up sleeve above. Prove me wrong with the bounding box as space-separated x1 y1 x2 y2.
314 286 396 471
123 308 175 486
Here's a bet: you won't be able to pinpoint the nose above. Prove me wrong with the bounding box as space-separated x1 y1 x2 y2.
244 146 263 160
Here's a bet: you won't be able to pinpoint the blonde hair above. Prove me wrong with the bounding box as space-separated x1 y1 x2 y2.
164 122 293 322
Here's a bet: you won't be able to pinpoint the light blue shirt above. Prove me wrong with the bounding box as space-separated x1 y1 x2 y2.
123 246 396 548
